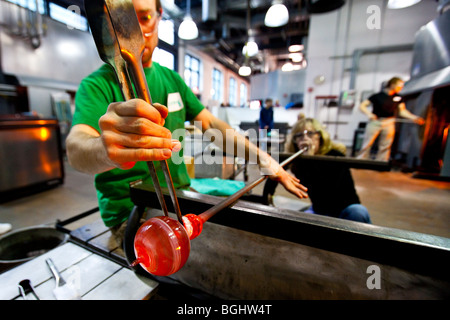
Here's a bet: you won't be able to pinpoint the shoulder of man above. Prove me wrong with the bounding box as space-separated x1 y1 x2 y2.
369 91 385 100
81 63 117 87
153 62 179 76
89 63 116 78
152 62 189 87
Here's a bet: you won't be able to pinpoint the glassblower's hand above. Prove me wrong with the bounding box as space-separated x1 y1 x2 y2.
98 99 181 170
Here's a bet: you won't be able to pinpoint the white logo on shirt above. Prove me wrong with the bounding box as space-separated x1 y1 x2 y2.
393 96 401 102
167 92 184 112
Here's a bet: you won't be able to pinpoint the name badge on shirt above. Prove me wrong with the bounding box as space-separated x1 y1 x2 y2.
167 92 184 112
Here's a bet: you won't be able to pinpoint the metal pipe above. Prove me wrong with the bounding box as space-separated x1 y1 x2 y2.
349 44 414 89
199 147 308 221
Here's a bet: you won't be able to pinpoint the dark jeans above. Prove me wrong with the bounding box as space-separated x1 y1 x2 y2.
263 180 372 224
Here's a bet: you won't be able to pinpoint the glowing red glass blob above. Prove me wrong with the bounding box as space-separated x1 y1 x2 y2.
182 213 205 240
133 216 190 276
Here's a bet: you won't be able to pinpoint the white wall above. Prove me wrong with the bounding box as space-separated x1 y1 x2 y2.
0 8 102 87
216 106 303 131
303 0 439 146
0 2 103 117
251 69 307 108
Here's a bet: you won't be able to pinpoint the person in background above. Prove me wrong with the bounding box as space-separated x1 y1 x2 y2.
298 112 306 121
358 77 425 161
259 98 274 133
65 0 308 245
264 117 372 224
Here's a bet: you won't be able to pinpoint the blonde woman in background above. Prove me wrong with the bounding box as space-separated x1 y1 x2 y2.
286 116 347 156
264 117 371 223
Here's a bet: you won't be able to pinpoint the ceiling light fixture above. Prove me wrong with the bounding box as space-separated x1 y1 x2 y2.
264 0 289 27
242 0 258 58
288 44 304 52
387 0 421 9
178 0 198 40
239 65 252 77
289 52 303 62
282 59 308 72
242 36 259 57
281 62 294 72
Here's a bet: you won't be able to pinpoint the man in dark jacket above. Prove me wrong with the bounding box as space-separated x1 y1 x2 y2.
259 98 274 133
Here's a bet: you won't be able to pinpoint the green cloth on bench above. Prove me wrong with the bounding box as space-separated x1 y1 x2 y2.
190 178 245 196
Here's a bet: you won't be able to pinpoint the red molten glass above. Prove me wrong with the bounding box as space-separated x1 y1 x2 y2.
182 213 205 240
133 216 190 276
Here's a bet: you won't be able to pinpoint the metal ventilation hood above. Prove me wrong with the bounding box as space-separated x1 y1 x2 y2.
402 7 450 95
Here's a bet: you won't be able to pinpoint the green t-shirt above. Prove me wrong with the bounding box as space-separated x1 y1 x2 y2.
72 62 204 227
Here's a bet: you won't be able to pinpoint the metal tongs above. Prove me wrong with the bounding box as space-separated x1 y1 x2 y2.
46 258 81 300
84 0 182 222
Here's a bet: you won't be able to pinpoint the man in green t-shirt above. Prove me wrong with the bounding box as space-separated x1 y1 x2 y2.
66 0 308 238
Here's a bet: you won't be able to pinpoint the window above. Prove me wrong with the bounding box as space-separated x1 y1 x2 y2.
184 54 200 91
240 83 248 107
153 47 175 70
229 77 237 106
6 0 45 13
157 17 177 71
6 1 88 31
158 19 175 45
212 68 223 102
49 2 88 31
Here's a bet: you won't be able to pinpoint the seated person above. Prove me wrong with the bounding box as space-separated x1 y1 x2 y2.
264 117 371 223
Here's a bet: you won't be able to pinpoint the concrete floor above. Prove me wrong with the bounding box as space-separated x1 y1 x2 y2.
0 162 99 232
1 160 449 239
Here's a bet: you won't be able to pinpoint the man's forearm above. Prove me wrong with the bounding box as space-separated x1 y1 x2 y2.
204 118 271 165
66 129 115 175
398 108 418 121
359 100 374 118
194 109 275 172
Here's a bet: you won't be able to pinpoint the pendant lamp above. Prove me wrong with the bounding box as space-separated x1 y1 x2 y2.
242 0 258 58
264 0 289 27
387 0 421 9
238 65 252 77
242 36 259 57
178 0 198 40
